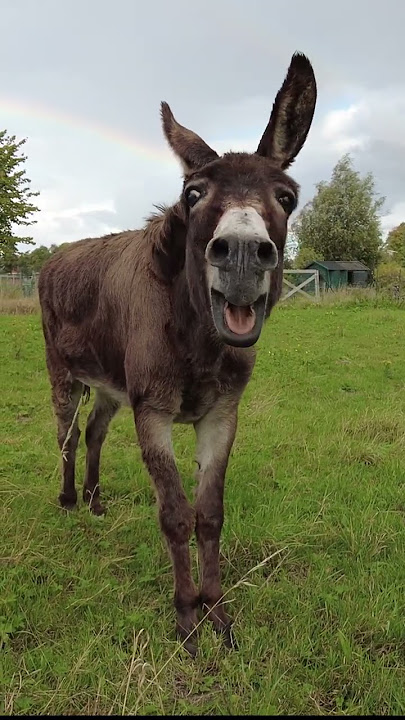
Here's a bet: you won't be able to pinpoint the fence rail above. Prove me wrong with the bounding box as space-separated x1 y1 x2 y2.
0 268 320 302
280 269 320 302
0 273 39 297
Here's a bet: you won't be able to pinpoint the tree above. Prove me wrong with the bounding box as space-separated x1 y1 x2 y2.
17 245 51 274
0 130 40 271
283 231 297 268
15 242 74 275
385 222 405 266
294 245 324 269
293 154 384 270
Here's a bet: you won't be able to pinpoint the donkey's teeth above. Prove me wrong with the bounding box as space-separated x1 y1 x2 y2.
224 302 256 335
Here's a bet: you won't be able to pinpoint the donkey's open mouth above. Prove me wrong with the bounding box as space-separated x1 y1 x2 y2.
210 289 267 348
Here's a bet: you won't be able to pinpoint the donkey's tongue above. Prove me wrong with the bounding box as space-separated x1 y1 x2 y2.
224 302 256 335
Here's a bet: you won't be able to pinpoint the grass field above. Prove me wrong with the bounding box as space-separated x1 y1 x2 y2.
1 300 405 715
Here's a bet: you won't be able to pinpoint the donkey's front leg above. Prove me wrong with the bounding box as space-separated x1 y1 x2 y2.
134 405 199 655
194 396 238 648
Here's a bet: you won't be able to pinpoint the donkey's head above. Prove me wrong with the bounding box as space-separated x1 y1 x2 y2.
161 53 316 348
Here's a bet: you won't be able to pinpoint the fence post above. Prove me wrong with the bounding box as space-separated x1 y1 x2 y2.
314 270 320 299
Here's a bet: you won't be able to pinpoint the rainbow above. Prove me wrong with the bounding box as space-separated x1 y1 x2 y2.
0 95 264 169
0 95 176 166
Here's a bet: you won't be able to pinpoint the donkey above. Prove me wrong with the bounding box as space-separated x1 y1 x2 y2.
39 52 316 655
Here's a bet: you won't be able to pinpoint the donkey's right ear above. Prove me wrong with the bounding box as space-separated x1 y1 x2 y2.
161 102 219 175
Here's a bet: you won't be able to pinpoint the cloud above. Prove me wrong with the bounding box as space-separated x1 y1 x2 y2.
380 202 405 239
1 0 404 249
320 105 366 154
16 193 120 249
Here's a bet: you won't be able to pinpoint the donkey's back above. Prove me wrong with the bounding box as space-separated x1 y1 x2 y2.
38 226 168 419
39 229 146 330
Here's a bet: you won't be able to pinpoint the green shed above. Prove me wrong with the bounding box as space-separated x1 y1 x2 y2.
304 260 371 291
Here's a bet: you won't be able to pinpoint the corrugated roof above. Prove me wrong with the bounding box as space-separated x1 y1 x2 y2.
305 260 370 271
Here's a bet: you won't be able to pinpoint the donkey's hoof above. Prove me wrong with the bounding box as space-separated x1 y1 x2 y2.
89 501 106 516
83 489 106 516
176 625 198 658
183 638 198 658
215 620 238 651
223 624 238 651
59 492 77 511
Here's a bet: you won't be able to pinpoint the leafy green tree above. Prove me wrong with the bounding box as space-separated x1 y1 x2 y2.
294 245 324 269
16 245 52 274
0 130 40 271
293 154 384 270
15 251 32 276
385 222 405 266
25 245 51 272
15 242 74 275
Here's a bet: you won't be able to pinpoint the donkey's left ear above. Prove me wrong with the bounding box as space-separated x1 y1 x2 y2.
256 53 317 169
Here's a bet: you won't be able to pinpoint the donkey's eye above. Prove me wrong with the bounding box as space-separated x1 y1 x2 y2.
185 188 202 208
277 193 296 213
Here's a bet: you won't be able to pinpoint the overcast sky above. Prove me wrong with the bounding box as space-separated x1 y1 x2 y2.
1 0 404 249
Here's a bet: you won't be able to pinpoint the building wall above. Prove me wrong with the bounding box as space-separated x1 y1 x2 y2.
352 270 369 287
305 263 370 290
330 270 348 288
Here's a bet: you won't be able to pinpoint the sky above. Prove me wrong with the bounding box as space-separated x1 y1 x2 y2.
1 0 404 250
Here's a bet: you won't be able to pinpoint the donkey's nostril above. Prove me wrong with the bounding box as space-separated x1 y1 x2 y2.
257 241 277 268
208 237 229 264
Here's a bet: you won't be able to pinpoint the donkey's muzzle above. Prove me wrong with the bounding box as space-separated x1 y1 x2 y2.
205 205 278 347
205 236 276 348
205 235 278 273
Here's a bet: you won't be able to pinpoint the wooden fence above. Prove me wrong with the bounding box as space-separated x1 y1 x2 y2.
0 273 39 297
280 269 320 302
0 270 320 302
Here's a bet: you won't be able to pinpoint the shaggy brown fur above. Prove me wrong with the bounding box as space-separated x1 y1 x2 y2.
39 52 317 655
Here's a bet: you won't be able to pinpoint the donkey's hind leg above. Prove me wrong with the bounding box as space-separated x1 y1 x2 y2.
47 357 83 510
83 390 120 515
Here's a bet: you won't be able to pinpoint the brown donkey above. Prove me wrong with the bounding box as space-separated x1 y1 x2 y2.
39 53 317 655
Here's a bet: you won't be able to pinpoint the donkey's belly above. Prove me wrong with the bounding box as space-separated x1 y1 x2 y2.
75 374 130 406
75 373 219 424
174 410 204 424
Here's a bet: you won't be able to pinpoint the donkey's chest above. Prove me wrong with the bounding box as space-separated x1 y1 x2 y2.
174 371 220 424
173 347 255 424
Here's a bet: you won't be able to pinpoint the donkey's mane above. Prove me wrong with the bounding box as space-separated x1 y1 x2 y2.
145 201 186 253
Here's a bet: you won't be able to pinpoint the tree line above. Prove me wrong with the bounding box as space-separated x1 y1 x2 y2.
1 128 404 278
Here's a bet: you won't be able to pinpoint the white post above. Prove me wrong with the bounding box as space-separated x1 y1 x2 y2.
314 270 320 299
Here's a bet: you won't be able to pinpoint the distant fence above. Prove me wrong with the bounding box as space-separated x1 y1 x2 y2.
281 269 320 302
1 269 322 302
0 273 39 297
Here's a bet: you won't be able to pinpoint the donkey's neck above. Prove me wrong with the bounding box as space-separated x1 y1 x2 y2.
172 269 225 369
148 202 227 368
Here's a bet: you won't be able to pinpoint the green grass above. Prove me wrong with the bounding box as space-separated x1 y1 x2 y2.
1 302 405 715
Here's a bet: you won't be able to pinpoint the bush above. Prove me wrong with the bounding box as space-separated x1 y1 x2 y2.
375 262 405 298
